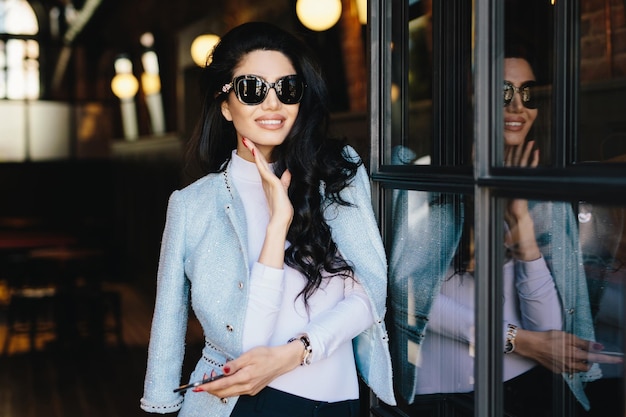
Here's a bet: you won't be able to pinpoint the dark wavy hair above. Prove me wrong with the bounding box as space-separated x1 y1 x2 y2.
184 21 361 305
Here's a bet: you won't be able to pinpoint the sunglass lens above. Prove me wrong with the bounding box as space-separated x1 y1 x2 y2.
520 82 537 109
235 76 266 105
503 82 514 106
276 75 304 104
503 81 537 109
233 75 305 105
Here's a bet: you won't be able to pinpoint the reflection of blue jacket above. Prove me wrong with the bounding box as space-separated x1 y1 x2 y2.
141 146 396 416
389 147 599 410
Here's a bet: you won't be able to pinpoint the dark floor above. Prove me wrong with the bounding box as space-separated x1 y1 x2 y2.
0 282 204 417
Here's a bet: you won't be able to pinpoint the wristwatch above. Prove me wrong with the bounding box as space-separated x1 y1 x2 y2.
288 334 312 366
504 324 518 354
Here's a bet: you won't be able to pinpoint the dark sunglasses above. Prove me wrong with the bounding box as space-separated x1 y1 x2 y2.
221 74 305 105
503 80 537 109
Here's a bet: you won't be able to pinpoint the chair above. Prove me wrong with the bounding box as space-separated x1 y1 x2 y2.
26 246 124 349
2 253 58 355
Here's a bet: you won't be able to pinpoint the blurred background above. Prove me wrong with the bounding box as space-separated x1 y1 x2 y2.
0 1 369 415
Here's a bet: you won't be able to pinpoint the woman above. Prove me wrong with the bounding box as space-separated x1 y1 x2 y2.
140 22 395 416
389 52 621 415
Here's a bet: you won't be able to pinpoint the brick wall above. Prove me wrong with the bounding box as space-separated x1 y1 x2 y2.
580 0 626 82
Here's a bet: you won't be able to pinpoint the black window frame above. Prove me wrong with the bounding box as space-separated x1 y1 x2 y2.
367 0 626 416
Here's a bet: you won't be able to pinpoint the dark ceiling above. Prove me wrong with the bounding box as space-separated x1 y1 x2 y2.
23 0 355 139
32 0 348 109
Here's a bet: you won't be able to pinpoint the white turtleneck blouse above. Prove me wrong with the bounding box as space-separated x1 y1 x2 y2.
229 150 374 402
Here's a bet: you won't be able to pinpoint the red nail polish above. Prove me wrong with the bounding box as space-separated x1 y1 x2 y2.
223 366 231 374
242 138 249 149
192 387 203 392
252 148 256 157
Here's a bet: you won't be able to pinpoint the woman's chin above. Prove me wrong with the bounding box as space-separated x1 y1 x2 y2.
504 133 526 147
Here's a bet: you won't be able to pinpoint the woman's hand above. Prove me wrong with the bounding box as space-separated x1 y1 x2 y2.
243 137 293 269
504 140 539 168
192 342 304 398
243 137 293 230
503 141 541 260
514 329 623 374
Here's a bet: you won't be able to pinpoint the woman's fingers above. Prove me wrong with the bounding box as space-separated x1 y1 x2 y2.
530 149 539 167
242 136 293 218
504 141 539 167
194 345 298 398
243 137 273 180
563 336 623 372
280 168 292 191
504 145 513 167
518 330 623 375
519 141 534 167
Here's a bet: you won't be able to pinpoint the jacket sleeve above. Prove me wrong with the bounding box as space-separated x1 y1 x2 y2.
325 146 397 405
141 190 191 414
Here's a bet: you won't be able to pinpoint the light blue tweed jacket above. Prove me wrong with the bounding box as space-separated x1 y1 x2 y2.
141 146 396 416
389 146 599 411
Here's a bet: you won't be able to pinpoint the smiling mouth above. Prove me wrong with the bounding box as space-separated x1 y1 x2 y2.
505 121 523 128
257 119 283 125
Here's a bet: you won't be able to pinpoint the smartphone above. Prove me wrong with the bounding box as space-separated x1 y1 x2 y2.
173 374 226 393
601 351 624 357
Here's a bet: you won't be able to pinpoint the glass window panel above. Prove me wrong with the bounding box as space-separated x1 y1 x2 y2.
1 1 40 100
387 189 626 416
24 58 39 99
386 0 473 167
406 0 434 164
578 0 626 163
6 38 25 99
0 0 39 35
496 197 625 416
25 38 38 58
496 0 555 168
387 0 436 166
579 201 626 417
387 189 474 414
0 40 5 98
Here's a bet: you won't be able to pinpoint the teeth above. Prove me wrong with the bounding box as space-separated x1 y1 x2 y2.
258 119 282 125
505 122 522 127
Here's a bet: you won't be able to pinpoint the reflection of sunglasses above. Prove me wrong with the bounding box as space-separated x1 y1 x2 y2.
503 80 537 109
221 74 306 105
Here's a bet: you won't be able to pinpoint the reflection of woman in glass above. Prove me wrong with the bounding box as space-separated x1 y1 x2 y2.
390 50 622 416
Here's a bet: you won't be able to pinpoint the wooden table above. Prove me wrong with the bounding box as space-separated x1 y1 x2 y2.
0 231 77 251
23 246 106 349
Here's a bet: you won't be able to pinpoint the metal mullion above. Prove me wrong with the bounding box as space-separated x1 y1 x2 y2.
473 185 504 417
474 0 504 417
552 0 580 166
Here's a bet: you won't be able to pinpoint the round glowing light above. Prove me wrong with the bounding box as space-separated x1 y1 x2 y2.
190 34 221 67
141 73 161 95
111 73 139 100
296 0 342 32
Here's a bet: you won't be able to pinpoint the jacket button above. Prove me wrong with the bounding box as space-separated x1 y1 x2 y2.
226 324 234 332
221 398 229 404
568 308 575 314
238 282 244 290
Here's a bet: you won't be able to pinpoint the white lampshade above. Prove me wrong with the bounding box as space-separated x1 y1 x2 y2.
190 34 221 67
142 50 160 75
111 73 139 100
296 0 342 31
114 57 133 75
